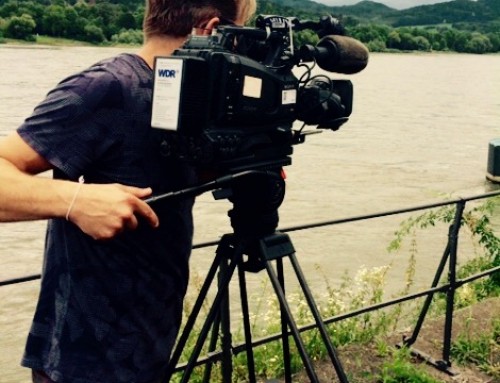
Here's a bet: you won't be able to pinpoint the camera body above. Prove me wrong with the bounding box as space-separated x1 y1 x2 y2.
151 15 355 172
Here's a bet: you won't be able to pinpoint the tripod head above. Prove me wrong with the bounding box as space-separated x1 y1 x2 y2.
146 168 285 239
216 169 285 238
212 169 286 273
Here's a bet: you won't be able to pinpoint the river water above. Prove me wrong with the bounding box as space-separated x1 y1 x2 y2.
0 45 499 382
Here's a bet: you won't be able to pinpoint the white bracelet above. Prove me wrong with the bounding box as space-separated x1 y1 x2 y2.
66 176 85 221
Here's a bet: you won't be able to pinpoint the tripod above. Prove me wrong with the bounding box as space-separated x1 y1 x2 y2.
162 170 349 383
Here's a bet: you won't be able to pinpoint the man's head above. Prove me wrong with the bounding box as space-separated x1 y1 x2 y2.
143 0 257 40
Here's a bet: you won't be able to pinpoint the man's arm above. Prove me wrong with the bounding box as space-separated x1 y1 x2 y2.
0 132 159 240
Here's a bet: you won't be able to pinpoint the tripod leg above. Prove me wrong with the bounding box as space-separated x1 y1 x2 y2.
204 260 236 383
202 308 222 383
178 235 244 383
256 232 350 382
265 260 321 383
276 258 292 383
238 263 257 383
166 246 225 380
289 252 349 383
220 258 234 383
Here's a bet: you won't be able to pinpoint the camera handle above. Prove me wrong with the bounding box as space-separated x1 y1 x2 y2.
161 170 349 383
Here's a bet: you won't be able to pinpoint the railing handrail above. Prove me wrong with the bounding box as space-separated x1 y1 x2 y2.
2 190 499 287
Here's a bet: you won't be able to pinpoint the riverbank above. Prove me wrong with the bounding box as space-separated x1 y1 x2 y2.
2 35 499 55
1 36 91 47
0 36 137 48
287 297 500 383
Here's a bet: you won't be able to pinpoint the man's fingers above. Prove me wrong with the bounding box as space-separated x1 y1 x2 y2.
124 214 139 231
119 185 153 198
134 198 159 228
114 185 159 227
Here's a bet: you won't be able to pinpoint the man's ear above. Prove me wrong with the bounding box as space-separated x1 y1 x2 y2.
202 17 220 35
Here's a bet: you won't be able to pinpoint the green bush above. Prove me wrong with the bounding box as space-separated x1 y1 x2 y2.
5 13 36 41
83 24 105 44
111 28 142 45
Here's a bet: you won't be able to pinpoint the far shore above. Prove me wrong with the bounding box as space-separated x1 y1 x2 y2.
2 36 499 56
0 36 140 49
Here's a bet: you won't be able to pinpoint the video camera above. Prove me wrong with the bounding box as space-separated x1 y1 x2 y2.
151 15 368 173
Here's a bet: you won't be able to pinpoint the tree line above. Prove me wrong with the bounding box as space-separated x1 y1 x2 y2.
0 0 499 54
347 22 500 53
0 0 144 44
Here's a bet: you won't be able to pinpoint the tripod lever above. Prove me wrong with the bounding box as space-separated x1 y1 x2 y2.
145 170 269 205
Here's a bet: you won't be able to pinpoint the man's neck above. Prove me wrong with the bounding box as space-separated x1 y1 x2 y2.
138 35 187 69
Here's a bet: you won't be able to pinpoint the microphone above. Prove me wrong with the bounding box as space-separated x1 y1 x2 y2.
299 35 369 74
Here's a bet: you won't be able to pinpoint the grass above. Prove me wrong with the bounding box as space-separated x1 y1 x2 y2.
36 35 96 46
451 317 500 379
375 348 442 383
2 36 89 47
1 35 137 47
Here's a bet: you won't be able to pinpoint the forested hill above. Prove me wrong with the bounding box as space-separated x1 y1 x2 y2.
81 0 500 26
1 0 499 53
1 0 499 27
265 0 500 25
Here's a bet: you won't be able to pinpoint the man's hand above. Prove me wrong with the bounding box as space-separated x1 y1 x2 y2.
0 132 159 240
66 183 159 240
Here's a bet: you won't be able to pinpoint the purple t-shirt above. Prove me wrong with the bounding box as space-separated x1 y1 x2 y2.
17 54 196 383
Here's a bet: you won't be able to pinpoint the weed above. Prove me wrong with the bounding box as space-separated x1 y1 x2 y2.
451 317 500 379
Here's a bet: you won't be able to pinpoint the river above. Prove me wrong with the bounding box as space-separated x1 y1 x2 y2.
0 45 499 382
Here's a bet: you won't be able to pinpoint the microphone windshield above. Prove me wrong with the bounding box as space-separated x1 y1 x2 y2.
316 35 369 74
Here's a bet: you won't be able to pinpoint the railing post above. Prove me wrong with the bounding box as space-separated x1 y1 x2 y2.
399 200 467 376
440 200 466 368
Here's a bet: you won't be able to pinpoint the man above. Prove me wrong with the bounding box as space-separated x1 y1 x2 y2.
0 0 256 382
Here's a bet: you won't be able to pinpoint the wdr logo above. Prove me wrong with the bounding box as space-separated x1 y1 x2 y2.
158 69 177 78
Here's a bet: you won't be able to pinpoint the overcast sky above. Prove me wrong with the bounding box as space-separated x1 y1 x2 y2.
315 0 455 10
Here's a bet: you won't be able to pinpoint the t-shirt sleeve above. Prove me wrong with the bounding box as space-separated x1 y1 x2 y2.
17 66 122 180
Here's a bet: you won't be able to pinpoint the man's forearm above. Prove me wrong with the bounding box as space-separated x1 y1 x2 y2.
0 158 160 239
0 158 72 222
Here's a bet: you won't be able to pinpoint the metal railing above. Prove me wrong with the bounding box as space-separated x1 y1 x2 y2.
2 190 500 383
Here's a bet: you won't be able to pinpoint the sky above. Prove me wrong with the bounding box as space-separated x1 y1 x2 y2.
315 0 454 9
